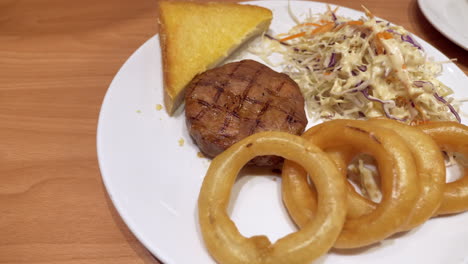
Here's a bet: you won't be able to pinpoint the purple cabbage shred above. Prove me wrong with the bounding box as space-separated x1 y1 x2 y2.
328 53 337 67
358 65 367 72
265 34 291 46
331 11 337 21
361 88 407 122
413 80 434 89
401 34 423 50
433 93 461 123
386 29 401 35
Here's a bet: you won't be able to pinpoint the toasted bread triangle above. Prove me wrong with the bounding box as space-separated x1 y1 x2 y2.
157 1 272 115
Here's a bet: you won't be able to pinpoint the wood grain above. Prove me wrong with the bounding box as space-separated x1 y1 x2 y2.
0 0 466 263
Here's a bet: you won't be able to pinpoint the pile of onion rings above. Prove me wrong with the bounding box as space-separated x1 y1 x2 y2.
198 119 468 263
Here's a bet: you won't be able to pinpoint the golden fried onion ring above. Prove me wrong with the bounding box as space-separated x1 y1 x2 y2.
368 118 445 230
418 122 468 215
282 120 419 248
198 131 347 264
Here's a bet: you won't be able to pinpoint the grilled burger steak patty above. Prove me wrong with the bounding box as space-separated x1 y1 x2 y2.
185 59 308 166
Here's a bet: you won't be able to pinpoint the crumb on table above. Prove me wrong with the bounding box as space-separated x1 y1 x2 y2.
136 110 142 113
156 104 163 111
178 138 185 146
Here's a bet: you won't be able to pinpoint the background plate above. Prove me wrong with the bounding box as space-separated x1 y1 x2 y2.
418 0 468 50
97 1 468 263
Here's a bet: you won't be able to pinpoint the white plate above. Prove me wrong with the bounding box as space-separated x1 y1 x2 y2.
97 1 468 263
418 0 468 50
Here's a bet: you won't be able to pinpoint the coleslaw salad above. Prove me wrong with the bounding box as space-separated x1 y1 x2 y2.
251 5 463 124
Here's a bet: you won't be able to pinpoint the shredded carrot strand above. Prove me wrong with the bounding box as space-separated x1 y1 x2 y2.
319 19 332 24
297 22 322 27
279 32 306 42
377 31 393 40
374 38 385 55
280 21 335 42
312 22 335 34
346 20 364 26
402 64 407 69
333 24 345 32
374 31 393 54
324 72 332 76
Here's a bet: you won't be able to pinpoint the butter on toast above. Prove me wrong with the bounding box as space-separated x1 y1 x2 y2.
157 1 273 115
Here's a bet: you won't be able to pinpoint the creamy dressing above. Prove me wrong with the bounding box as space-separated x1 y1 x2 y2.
249 8 460 123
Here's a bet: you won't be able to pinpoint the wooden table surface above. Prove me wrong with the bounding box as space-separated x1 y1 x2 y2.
1 0 466 263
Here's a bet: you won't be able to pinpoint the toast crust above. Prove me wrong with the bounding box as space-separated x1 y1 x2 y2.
157 1 273 115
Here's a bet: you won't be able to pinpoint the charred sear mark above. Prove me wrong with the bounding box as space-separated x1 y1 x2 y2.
229 60 245 77
244 97 264 105
346 125 381 144
246 143 253 148
192 109 207 121
231 111 240 119
286 114 295 124
197 99 211 108
276 81 286 92
236 68 264 112
213 85 225 102
258 101 271 117
249 119 262 135
217 133 235 139
264 88 277 97
219 114 231 133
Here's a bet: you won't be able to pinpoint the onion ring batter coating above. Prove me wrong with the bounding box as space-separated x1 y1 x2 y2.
368 118 445 230
418 122 468 215
198 131 347 264
282 120 419 248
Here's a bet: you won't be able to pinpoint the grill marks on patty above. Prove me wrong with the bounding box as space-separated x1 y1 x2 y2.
185 60 308 166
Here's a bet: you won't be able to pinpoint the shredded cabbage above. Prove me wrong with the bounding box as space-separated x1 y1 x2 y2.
250 6 462 124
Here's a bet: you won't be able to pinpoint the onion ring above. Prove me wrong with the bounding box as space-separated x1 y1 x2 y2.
368 118 445 230
198 131 347 264
282 120 419 248
418 122 468 215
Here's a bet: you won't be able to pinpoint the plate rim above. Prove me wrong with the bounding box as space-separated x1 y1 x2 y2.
96 36 176 263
